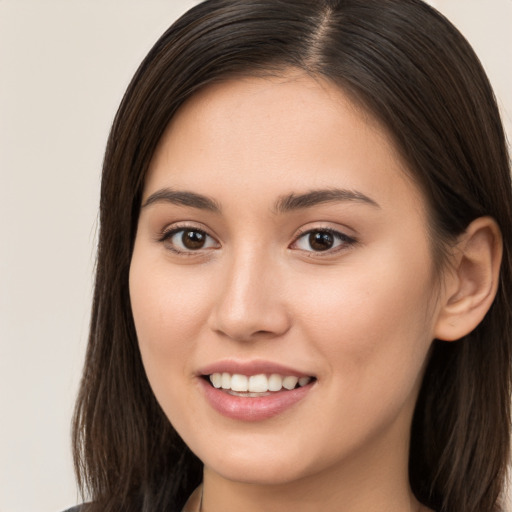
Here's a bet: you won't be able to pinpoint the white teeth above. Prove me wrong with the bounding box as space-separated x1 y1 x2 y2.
208 372 313 393
298 376 311 387
282 376 299 390
230 374 248 392
221 372 231 389
210 373 222 388
268 374 283 391
249 374 268 392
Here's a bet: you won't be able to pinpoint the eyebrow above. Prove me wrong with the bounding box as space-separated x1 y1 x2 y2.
141 186 379 214
142 188 221 213
273 188 380 213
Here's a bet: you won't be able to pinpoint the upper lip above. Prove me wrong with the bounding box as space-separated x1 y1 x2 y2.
198 359 314 378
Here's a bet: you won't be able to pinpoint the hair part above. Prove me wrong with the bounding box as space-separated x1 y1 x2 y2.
73 1 512 511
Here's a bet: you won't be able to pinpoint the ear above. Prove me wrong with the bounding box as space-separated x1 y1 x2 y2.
435 216 503 341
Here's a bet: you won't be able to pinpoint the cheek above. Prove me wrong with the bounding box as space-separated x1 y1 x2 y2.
294 244 436 398
130 248 209 344
128 248 212 405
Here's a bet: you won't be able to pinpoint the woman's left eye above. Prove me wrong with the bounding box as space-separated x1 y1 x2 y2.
291 229 356 253
161 228 219 253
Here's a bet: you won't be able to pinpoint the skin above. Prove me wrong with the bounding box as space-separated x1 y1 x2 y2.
129 73 448 512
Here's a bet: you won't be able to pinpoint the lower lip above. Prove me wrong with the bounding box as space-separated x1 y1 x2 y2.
199 378 314 422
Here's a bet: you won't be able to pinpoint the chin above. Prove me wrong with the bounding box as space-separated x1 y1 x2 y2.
194 433 337 487
206 457 311 486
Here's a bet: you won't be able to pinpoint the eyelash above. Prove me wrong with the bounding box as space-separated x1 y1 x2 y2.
158 224 219 255
158 225 357 256
291 227 357 255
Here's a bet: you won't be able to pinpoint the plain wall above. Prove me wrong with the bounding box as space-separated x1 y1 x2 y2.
0 2 510 511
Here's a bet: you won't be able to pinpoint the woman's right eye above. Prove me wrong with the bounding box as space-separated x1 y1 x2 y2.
160 228 219 253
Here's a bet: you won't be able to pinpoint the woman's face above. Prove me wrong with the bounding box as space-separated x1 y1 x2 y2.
130 74 443 487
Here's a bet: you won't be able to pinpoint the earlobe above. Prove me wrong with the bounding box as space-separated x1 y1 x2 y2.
434 216 502 342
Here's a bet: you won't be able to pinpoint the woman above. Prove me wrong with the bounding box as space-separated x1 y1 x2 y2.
71 0 512 511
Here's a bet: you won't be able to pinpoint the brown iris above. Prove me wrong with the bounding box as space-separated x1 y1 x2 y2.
182 230 207 249
309 231 335 251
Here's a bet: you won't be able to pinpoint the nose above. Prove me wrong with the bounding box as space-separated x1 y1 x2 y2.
207 249 291 342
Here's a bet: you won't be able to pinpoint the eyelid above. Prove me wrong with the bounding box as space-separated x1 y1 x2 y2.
155 221 357 256
159 220 206 235
158 222 221 254
290 226 358 255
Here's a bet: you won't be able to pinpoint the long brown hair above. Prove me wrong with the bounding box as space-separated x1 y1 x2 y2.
73 1 512 511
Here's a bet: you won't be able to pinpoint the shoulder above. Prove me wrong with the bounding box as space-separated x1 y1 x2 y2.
61 507 82 512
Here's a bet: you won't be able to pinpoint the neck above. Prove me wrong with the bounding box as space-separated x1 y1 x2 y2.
201 473 423 512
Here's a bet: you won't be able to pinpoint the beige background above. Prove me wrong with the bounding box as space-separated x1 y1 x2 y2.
0 1 510 511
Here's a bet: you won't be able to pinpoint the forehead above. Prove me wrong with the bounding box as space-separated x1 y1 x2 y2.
144 72 424 218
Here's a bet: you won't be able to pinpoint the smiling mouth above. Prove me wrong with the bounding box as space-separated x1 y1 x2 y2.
204 372 315 396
